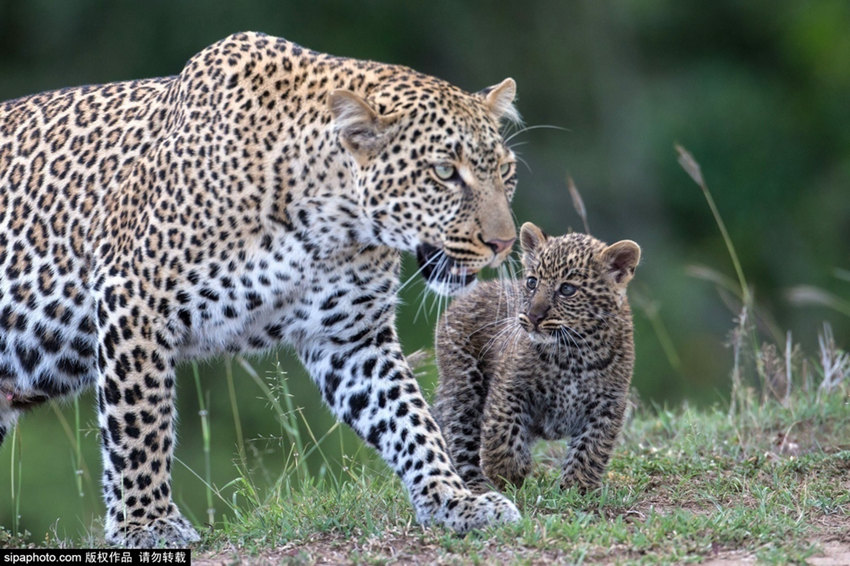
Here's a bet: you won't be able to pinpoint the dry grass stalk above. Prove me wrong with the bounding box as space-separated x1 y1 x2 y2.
784 331 793 404
567 176 590 234
728 305 750 418
406 349 432 374
786 285 850 318
757 343 786 404
818 322 849 394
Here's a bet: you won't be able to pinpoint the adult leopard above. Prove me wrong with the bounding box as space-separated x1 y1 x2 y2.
0 31 521 547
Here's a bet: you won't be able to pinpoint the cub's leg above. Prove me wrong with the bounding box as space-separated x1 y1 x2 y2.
299 325 520 534
479 377 533 491
432 337 491 493
559 392 627 492
97 292 200 547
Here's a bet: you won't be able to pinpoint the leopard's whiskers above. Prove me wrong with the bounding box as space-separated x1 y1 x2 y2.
504 124 567 145
400 247 442 294
414 251 448 323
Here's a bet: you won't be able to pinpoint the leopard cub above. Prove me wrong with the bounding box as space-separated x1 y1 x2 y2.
433 222 640 493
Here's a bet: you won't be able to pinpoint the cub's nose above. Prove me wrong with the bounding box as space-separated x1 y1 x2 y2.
526 307 548 329
485 237 516 255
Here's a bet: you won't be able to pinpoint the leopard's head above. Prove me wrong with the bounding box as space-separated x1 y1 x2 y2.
516 222 640 345
329 75 519 295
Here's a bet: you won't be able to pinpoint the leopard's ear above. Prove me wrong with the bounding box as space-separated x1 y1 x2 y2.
479 78 520 125
329 90 397 164
520 222 547 266
600 240 641 287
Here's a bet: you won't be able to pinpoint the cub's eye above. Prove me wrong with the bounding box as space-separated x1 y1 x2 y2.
499 162 513 178
434 164 456 181
559 283 577 297
526 276 538 291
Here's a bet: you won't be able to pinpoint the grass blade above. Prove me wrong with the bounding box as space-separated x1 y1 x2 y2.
676 144 750 307
191 362 215 527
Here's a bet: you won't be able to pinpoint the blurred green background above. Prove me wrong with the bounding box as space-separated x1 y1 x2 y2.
1 0 848 543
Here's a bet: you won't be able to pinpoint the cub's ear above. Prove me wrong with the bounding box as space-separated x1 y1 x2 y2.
479 78 520 124
328 90 397 164
600 240 641 286
520 222 547 265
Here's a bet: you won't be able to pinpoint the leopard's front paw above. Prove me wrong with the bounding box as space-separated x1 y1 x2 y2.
424 490 521 534
106 513 200 548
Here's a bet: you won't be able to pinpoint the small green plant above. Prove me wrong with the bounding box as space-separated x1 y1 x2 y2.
191 362 215 528
8 426 22 538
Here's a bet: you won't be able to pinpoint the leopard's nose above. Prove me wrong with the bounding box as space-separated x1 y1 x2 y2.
485 237 516 255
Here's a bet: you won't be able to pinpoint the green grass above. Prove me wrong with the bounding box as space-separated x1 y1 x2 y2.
11 358 845 564
188 380 848 565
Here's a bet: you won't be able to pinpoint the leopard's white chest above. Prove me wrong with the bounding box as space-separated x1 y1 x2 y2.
174 231 399 361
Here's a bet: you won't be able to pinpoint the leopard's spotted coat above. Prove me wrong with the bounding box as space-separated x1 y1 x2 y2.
0 32 522 546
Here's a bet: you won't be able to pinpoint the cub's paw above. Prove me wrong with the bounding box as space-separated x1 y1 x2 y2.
106 514 200 548
559 463 604 494
430 490 522 534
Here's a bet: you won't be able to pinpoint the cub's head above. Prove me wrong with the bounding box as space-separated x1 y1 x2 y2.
329 75 519 295
516 222 641 345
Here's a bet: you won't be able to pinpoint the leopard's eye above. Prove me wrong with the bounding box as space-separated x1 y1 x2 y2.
434 164 456 181
559 283 577 297
526 276 538 291
499 162 513 178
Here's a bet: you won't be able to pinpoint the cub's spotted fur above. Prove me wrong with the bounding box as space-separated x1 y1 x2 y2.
0 32 523 546
433 222 640 493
